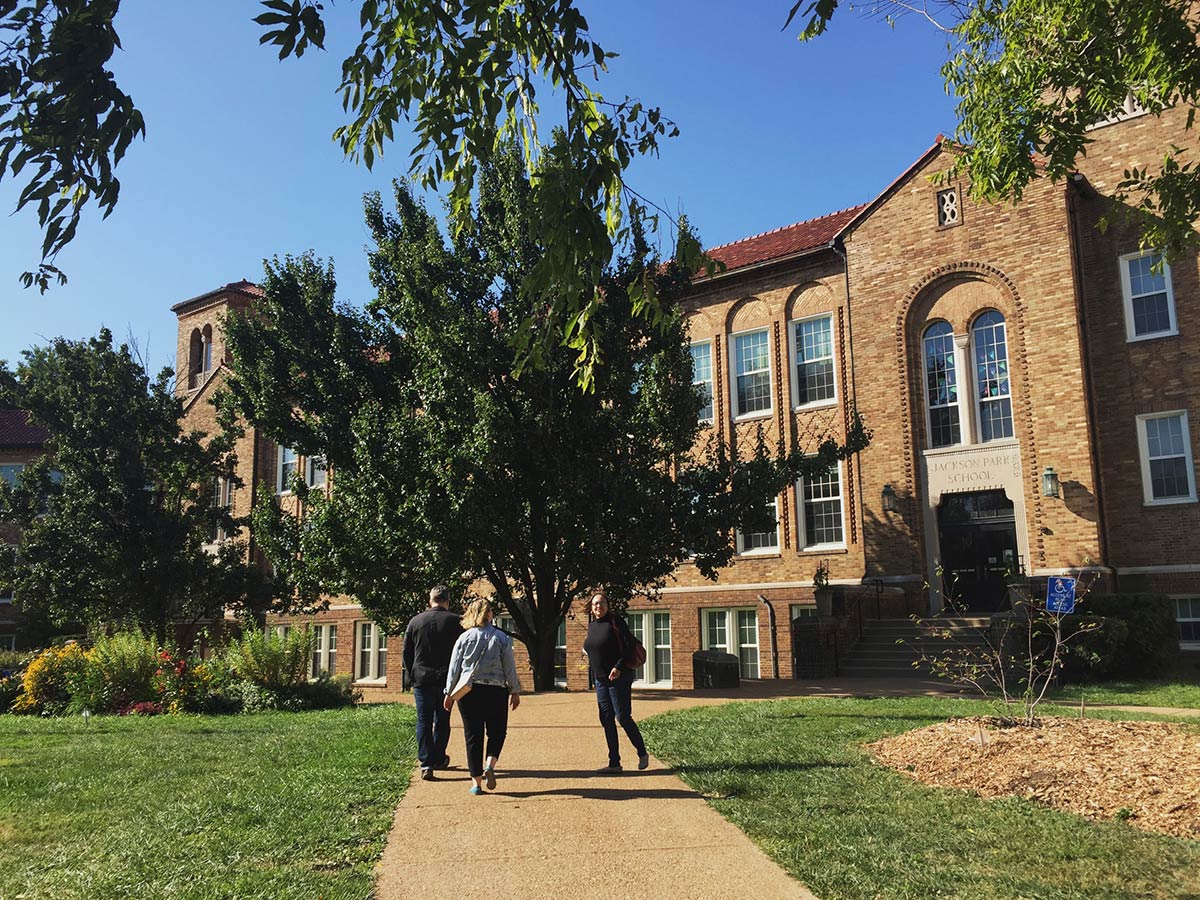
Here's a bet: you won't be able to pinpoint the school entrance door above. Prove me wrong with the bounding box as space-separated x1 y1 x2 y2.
936 490 1019 612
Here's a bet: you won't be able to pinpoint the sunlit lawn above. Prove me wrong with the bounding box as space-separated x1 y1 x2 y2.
0 705 415 900
642 697 1200 900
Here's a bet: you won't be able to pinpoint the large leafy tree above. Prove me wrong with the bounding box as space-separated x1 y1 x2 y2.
224 148 870 690
0 329 272 641
793 0 1200 257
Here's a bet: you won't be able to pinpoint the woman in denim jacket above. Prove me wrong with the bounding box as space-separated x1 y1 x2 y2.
444 599 522 795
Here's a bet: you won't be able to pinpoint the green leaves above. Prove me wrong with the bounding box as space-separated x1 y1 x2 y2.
254 0 326 59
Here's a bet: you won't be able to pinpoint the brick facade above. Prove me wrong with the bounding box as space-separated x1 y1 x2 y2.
172 107 1200 695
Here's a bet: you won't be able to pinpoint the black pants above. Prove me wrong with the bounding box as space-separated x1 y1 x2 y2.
457 684 510 778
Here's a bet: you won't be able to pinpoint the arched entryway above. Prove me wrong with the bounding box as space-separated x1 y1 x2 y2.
935 489 1019 612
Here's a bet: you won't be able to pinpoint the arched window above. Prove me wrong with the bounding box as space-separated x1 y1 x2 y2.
188 328 203 386
201 324 213 373
971 311 1013 441
923 321 960 447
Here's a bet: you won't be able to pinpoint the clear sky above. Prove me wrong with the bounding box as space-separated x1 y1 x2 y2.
0 0 958 374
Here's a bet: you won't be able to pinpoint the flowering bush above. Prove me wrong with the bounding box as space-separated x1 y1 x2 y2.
66 630 160 713
12 642 89 714
0 674 20 713
225 629 314 693
119 700 164 716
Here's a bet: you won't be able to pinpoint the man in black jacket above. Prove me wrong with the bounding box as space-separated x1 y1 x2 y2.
403 585 463 780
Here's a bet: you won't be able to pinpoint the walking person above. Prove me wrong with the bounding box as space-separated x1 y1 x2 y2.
444 599 522 795
403 585 464 781
583 590 649 774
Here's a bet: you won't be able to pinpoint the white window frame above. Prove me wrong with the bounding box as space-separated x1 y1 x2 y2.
796 462 846 551
970 310 1015 443
311 623 338 678
787 313 837 410
729 327 773 421
789 603 817 620
276 446 299 495
0 463 25 488
922 321 961 449
736 497 779 556
1135 410 1197 505
1120 251 1177 342
306 455 328 490
1175 597 1200 649
355 621 388 682
701 607 760 679
690 340 714 424
626 610 672 688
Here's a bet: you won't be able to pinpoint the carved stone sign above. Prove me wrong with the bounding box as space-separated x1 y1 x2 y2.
925 448 1021 490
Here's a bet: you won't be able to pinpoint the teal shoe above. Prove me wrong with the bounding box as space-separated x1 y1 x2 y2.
469 785 483 796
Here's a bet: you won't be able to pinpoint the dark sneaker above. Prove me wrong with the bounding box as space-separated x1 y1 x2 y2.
440 754 451 769
596 764 623 774
420 767 435 781
637 753 650 770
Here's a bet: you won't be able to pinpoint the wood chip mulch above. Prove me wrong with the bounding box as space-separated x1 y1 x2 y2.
868 717 1200 840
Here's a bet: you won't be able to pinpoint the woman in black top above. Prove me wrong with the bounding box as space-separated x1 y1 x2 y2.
581 590 649 773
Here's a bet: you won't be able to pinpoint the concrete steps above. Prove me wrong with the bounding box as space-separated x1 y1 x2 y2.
838 617 991 677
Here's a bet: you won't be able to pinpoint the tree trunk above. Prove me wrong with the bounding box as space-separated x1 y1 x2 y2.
528 625 559 692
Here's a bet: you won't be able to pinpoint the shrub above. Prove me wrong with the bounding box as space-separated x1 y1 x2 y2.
0 649 28 677
290 673 358 710
12 643 89 714
70 630 159 713
1057 615 1130 682
225 629 315 693
119 700 164 716
0 674 21 713
1084 594 1180 678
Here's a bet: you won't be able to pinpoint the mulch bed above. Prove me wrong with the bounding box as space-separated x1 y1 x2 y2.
868 717 1200 840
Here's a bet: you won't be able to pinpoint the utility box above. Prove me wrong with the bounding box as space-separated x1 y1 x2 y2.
692 650 740 689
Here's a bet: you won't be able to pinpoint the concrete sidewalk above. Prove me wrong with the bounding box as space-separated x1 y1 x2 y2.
375 688 820 900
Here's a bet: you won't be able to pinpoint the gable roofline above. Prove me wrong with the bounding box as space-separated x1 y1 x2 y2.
181 363 231 415
835 136 948 240
0 410 49 449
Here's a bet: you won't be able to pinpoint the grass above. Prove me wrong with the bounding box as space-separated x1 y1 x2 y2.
0 704 416 900
641 697 1200 900
1050 680 1200 709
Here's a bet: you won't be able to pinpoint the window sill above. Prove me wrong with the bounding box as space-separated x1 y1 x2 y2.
798 545 848 555
733 411 773 424
354 678 387 686
793 400 837 413
1127 329 1179 343
736 551 782 559
1143 496 1197 507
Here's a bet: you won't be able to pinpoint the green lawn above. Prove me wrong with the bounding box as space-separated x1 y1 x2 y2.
1050 680 1200 709
641 697 1200 900
0 704 416 900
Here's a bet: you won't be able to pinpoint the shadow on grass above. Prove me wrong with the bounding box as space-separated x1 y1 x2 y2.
676 760 853 775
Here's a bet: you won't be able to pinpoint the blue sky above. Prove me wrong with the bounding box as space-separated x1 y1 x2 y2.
0 0 957 374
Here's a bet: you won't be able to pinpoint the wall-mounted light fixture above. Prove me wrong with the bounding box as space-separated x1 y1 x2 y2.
1041 466 1060 499
881 483 897 513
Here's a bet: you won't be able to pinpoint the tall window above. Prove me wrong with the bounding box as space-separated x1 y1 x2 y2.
1136 411 1196 504
210 472 233 543
702 608 759 679
971 311 1014 442
201 324 213 373
277 446 299 494
736 498 779 554
0 634 13 652
0 463 24 487
732 329 772 417
356 621 388 681
554 619 567 686
798 464 845 549
791 315 835 406
1121 252 1176 341
311 623 338 677
306 455 328 489
690 342 714 422
627 611 672 686
923 321 960 448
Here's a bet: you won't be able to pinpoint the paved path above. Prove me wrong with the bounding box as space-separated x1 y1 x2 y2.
375 686 825 900
374 677 1199 899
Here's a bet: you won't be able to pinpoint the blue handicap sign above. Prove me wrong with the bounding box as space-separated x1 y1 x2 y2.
1046 576 1077 614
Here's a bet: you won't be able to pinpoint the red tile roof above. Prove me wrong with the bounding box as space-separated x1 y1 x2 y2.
0 410 48 448
705 205 868 275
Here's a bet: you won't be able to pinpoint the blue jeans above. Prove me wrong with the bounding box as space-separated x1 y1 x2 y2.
595 670 646 767
413 684 451 770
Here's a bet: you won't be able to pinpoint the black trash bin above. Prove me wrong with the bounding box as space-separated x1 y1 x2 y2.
692 650 740 689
